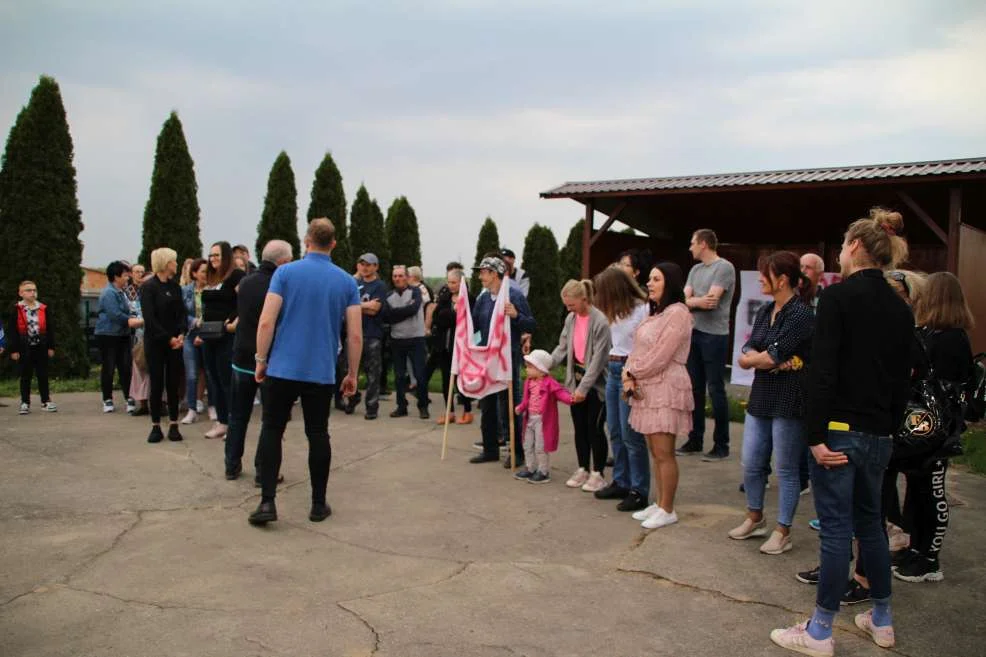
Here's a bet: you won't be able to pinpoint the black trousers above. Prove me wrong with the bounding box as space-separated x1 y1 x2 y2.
258 377 333 505
904 459 949 558
570 388 607 474
146 339 182 423
18 344 50 404
98 335 132 402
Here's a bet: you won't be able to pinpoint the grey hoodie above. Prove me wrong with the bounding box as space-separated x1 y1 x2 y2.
385 285 425 339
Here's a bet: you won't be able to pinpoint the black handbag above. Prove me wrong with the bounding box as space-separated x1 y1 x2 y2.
198 320 225 341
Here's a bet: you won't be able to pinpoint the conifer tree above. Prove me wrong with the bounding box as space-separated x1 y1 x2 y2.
139 111 202 266
307 152 350 271
256 151 300 259
470 217 500 295
558 218 584 283
370 199 390 281
521 224 562 350
0 76 88 376
385 196 422 269
349 184 390 278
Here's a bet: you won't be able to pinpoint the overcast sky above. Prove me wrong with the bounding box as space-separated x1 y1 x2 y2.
2 0 985 274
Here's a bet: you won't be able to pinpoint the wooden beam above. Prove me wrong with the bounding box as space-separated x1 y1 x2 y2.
588 201 629 247
581 201 593 278
896 190 948 244
948 187 962 274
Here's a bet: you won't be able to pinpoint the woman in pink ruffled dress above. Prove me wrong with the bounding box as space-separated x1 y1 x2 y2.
622 262 694 530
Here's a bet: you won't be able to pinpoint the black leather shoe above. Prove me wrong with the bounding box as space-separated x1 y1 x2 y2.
594 482 630 500
617 490 648 512
309 502 332 522
675 441 703 455
225 463 243 480
469 453 499 464
390 408 408 418
418 408 430 420
167 424 183 441
364 412 378 420
248 501 277 526
147 426 164 443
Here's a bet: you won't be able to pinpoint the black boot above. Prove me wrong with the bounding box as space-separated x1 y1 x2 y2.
248 501 278 526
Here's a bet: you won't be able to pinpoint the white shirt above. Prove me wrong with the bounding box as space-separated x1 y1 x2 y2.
609 302 649 356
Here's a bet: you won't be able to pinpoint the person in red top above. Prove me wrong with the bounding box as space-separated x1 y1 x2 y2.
8 280 57 414
514 349 573 484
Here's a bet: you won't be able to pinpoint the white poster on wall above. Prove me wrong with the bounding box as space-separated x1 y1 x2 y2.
730 271 841 387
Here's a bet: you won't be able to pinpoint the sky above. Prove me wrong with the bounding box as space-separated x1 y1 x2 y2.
2 0 985 275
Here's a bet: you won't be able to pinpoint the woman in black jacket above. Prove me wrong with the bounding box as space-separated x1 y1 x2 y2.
140 248 186 444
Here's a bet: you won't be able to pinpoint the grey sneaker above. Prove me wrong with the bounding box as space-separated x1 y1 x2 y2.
529 471 551 484
19 402 30 415
42 401 57 412
701 448 729 462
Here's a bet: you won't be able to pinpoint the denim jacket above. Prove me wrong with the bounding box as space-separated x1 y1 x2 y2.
182 283 198 334
94 284 133 336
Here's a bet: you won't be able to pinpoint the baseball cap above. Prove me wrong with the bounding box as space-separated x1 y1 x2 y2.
472 256 506 275
357 253 379 265
499 248 516 259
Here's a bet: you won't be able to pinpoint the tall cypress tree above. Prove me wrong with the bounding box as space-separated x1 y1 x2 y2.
470 216 500 295
370 198 390 281
385 196 422 269
307 152 350 271
0 76 87 376
256 151 300 259
558 218 584 283
349 184 391 277
522 224 562 351
139 111 202 266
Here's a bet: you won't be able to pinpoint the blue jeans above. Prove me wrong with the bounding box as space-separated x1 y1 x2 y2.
606 360 650 495
224 367 263 475
813 430 893 613
741 413 806 527
201 334 233 423
686 330 730 450
392 337 429 410
182 334 209 406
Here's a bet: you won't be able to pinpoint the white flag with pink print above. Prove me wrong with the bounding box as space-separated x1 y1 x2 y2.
450 275 512 399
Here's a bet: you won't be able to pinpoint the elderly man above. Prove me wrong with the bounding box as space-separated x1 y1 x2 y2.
800 253 826 313
385 265 430 419
249 220 361 526
224 240 293 481
468 255 537 467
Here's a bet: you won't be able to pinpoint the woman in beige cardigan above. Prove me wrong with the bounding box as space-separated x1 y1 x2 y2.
549 280 612 492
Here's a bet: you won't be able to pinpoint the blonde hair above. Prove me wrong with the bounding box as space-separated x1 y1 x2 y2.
19 280 37 291
407 265 423 280
150 247 178 274
845 207 908 270
885 270 926 306
179 258 195 286
561 279 594 305
913 272 975 331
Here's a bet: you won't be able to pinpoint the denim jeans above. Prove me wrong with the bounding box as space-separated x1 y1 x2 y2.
813 430 894 613
686 329 730 450
201 334 233 423
224 366 263 474
606 361 649 494
392 337 429 410
182 334 203 406
359 338 383 415
741 413 806 527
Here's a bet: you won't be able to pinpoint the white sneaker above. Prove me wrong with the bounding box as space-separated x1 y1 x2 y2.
204 423 227 439
642 508 678 530
126 398 136 414
565 468 589 488
103 400 115 413
42 402 57 412
632 503 661 521
19 402 30 415
581 471 607 493
208 406 217 421
196 400 206 413
181 410 198 425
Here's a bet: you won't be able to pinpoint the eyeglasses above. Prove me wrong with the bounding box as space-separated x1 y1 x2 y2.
209 254 221 258
888 271 910 296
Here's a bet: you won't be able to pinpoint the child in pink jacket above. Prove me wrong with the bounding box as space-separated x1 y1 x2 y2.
514 349 573 484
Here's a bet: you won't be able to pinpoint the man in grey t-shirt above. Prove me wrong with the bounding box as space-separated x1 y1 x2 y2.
679 229 736 460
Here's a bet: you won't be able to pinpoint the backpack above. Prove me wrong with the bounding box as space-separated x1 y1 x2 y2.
965 352 986 423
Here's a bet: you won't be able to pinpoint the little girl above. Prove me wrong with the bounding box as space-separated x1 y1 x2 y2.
514 349 573 483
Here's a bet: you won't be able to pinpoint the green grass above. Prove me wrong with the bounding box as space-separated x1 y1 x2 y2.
0 376 101 397
953 425 986 476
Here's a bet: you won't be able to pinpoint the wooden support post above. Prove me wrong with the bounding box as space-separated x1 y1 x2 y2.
896 190 948 244
948 187 962 274
581 201 593 279
588 201 629 247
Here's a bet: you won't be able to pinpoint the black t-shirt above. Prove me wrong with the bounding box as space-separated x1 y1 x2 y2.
139 276 185 343
202 269 247 323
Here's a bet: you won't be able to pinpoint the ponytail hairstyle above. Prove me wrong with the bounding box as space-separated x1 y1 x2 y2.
561 278 594 305
758 251 813 304
844 207 908 270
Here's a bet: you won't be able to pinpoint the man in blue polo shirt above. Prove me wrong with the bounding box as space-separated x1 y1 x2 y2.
248 218 361 526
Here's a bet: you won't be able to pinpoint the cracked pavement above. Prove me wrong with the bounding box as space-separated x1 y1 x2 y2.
1 392 982 656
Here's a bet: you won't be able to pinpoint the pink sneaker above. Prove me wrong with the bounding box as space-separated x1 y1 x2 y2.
580 471 606 493
769 621 834 657
565 468 589 488
854 610 895 648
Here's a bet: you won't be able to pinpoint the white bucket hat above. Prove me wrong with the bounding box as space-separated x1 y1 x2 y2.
523 349 553 375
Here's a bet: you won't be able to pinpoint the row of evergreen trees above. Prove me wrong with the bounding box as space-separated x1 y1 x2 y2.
0 75 589 376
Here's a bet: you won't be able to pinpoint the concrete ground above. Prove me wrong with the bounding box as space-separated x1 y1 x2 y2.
1 391 983 657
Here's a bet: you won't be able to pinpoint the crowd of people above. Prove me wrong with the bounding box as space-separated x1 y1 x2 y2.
3 209 981 657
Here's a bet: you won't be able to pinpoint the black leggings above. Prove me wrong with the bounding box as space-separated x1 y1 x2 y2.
904 459 950 557
18 344 50 404
98 335 132 402
146 339 182 424
570 388 607 473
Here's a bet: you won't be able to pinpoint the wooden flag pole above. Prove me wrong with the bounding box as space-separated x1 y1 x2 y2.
507 379 516 470
441 374 456 460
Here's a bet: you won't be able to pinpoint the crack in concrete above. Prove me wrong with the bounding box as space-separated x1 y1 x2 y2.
336 601 380 655
0 587 42 609
510 563 544 580
60 583 232 613
283 518 467 566
243 635 280 654
62 511 143 584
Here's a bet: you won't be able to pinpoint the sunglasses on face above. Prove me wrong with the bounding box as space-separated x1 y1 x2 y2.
888 271 910 296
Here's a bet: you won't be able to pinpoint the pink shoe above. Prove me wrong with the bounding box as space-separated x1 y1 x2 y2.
769 621 834 657
565 468 589 488
580 471 606 493
204 423 227 439
854 610 895 648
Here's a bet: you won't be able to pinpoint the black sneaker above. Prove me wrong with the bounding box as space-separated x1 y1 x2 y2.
796 566 820 585
675 441 703 456
841 578 871 606
529 471 550 484
167 425 183 442
364 412 377 420
893 555 944 582
617 490 648 512
147 426 164 443
594 482 630 500
701 447 729 462
389 408 408 418
309 502 332 522
248 501 278 526
892 548 919 569
418 408 430 420
334 399 347 412
472 440 485 452
344 402 356 415
469 453 499 464
513 469 534 481
225 463 243 481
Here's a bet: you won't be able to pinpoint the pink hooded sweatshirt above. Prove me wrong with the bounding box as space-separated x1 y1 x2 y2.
515 376 573 453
